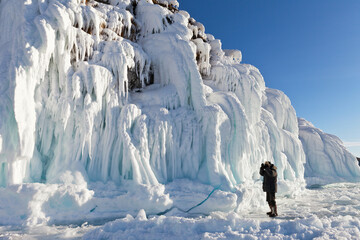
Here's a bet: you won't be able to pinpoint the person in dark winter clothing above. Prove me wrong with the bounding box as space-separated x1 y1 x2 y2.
259 161 278 217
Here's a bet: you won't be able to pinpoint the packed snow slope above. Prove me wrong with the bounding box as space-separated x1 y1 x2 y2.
0 0 359 226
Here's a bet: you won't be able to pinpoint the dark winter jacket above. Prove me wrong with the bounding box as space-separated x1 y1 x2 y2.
259 164 277 193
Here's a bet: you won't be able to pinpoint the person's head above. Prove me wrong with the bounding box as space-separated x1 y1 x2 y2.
264 161 271 167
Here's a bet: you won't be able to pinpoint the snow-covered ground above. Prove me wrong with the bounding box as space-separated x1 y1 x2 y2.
1 182 360 239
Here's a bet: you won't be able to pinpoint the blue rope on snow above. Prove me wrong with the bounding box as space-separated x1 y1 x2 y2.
90 185 223 215
185 184 222 213
156 184 222 216
90 205 98 213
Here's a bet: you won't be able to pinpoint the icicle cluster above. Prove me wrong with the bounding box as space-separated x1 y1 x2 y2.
0 0 358 194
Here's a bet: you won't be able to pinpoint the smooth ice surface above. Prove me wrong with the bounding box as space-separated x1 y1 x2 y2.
0 0 359 234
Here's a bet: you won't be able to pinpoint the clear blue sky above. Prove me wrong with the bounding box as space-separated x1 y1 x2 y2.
179 0 360 157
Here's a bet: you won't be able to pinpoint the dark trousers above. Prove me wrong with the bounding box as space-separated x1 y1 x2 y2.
266 192 276 206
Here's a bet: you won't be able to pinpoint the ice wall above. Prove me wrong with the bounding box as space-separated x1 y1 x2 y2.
0 0 307 193
299 118 360 185
0 0 356 222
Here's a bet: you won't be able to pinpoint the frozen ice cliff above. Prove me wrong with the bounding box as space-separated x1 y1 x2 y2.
0 0 359 226
299 118 360 185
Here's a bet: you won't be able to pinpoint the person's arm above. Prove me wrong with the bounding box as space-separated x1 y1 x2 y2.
264 167 277 177
259 164 265 176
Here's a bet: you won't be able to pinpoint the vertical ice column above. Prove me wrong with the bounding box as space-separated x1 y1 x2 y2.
0 0 41 185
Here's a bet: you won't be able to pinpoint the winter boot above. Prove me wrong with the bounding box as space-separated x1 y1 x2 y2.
268 206 277 218
274 204 278 216
266 203 272 215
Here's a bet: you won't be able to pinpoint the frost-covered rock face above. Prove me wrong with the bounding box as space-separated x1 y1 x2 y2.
0 0 358 226
299 118 360 185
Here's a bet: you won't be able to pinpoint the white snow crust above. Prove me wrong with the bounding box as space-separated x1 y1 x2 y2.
2 183 360 239
0 0 359 233
80 183 360 240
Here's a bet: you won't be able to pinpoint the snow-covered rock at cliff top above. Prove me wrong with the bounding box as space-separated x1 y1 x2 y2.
0 0 359 227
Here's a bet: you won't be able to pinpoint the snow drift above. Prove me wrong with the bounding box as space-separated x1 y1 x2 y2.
0 0 359 226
